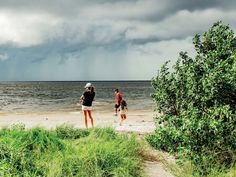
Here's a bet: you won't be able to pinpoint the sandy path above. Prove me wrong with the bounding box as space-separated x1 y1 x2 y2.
144 161 174 177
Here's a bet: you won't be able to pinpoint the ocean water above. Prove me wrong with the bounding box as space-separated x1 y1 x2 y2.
0 81 154 113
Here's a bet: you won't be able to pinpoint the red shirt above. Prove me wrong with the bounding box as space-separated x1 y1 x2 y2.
115 92 122 104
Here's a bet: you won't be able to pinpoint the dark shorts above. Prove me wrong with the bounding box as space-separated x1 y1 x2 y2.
115 103 120 109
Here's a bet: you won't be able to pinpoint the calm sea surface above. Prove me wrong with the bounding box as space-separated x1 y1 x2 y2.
0 81 154 113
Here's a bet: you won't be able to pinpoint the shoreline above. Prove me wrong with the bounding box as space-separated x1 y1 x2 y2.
0 110 156 134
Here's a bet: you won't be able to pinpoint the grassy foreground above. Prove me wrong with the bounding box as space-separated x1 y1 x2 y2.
0 125 144 177
170 160 236 177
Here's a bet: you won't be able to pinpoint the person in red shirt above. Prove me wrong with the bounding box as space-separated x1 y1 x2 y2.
114 88 122 116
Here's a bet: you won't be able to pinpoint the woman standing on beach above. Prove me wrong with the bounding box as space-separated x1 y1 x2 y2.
80 83 95 128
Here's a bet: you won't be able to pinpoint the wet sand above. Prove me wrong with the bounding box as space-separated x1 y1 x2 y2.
0 110 156 134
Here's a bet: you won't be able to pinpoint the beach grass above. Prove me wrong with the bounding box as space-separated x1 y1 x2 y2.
0 124 144 177
170 160 236 177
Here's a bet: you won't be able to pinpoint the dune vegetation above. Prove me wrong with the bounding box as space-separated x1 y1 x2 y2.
0 125 144 177
146 21 236 176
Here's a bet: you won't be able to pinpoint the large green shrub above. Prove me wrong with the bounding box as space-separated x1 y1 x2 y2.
146 21 236 173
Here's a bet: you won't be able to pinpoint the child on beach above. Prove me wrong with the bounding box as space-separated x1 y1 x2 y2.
119 99 128 126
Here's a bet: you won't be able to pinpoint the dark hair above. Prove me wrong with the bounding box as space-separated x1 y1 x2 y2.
91 86 95 93
121 100 127 106
115 89 119 92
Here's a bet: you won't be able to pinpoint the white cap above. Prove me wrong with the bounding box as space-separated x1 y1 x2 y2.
84 83 92 88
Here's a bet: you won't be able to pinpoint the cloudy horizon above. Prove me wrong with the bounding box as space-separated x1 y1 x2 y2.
0 0 235 81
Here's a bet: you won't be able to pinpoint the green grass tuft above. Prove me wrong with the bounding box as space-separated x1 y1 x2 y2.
0 125 144 177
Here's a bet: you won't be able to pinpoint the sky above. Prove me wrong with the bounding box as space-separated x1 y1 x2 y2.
0 0 235 81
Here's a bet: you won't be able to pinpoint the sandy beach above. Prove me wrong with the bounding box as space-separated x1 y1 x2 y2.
0 110 156 134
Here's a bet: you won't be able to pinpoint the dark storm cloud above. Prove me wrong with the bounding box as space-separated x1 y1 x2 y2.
0 0 235 80
0 0 235 47
0 0 235 20
0 0 139 18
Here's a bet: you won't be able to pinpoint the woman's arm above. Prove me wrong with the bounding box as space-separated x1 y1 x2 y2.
80 95 84 103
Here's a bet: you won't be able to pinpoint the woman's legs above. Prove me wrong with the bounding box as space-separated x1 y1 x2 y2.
87 110 94 128
83 110 88 128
